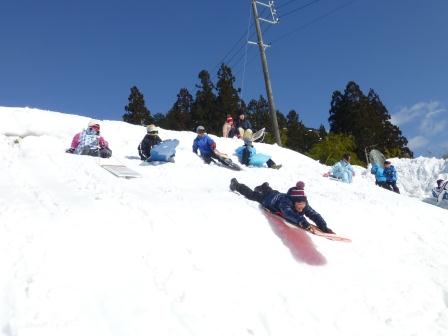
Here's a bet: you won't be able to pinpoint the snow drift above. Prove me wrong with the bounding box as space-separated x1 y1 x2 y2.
1 106 447 336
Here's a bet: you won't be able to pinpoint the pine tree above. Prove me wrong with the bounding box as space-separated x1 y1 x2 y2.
246 96 270 132
329 81 412 161
165 88 193 131
123 86 153 125
216 64 241 131
191 70 218 132
285 110 303 152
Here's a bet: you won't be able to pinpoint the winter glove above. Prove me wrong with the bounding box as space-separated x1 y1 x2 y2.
321 227 335 234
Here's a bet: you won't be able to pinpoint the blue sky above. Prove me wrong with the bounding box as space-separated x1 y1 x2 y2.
1 0 447 157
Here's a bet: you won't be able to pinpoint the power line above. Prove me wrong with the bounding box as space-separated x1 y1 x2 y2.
271 0 358 44
279 0 321 19
234 0 358 76
211 6 271 75
277 0 305 10
240 4 253 100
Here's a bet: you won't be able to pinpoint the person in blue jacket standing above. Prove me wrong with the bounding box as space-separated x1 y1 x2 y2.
370 163 388 189
331 153 355 183
383 161 400 193
230 178 334 233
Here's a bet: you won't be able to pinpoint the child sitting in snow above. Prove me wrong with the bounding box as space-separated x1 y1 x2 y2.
66 120 112 158
432 179 448 203
329 153 355 183
138 124 162 161
234 130 281 169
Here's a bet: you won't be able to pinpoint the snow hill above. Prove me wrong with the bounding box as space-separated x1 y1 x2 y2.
1 106 447 336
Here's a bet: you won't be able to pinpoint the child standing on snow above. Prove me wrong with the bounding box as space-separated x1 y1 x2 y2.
383 160 400 193
230 179 334 233
370 163 388 189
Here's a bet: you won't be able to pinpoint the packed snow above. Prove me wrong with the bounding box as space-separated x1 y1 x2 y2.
1 106 447 336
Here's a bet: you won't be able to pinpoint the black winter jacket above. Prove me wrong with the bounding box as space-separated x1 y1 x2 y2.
138 134 162 160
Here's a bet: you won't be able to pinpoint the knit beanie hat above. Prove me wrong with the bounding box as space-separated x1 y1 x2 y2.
287 181 307 203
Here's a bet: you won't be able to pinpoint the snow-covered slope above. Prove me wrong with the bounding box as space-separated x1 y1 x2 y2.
1 107 447 336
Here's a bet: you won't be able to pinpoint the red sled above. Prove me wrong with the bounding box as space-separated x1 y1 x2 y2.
262 207 351 243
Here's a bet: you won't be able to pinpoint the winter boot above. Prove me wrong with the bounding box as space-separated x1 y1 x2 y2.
230 178 239 192
254 182 269 193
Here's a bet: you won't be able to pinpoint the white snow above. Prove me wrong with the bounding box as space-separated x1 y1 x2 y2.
1 106 447 336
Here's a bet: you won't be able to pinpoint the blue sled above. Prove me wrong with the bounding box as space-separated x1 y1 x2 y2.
148 139 179 162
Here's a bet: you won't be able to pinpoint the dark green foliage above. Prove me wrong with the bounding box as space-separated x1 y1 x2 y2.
283 110 322 153
285 110 303 151
246 96 270 132
153 113 168 129
308 133 364 166
329 81 412 162
165 88 193 131
216 64 242 128
123 86 153 125
191 70 219 133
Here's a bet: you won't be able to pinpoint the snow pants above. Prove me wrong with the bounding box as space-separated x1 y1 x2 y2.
80 146 112 158
234 182 273 204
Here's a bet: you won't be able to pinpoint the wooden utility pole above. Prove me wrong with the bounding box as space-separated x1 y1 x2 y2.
250 0 282 146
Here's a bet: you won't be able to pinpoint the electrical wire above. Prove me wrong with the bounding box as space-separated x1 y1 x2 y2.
279 0 321 19
240 5 253 100
271 0 358 44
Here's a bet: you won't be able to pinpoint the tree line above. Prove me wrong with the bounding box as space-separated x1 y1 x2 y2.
122 64 413 166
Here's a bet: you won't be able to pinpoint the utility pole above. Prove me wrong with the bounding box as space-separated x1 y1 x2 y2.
250 0 281 146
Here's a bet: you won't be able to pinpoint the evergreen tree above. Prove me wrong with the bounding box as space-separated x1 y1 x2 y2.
329 81 412 161
246 96 270 132
191 70 218 132
165 88 193 131
285 110 303 152
216 64 241 130
153 113 168 129
318 124 327 140
123 86 153 125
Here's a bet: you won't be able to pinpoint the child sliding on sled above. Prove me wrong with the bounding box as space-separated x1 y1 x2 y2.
230 179 334 234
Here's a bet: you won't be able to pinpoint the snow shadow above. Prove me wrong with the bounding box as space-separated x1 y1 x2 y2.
263 211 327 266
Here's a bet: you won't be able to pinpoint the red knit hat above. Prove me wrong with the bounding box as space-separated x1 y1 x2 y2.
287 181 307 202
227 117 233 123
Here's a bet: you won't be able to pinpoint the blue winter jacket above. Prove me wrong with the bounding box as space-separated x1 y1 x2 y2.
370 164 387 183
235 145 271 167
192 134 216 157
383 165 397 182
262 191 328 231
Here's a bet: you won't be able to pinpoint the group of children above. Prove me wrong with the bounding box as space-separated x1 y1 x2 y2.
66 120 280 169
66 120 447 224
